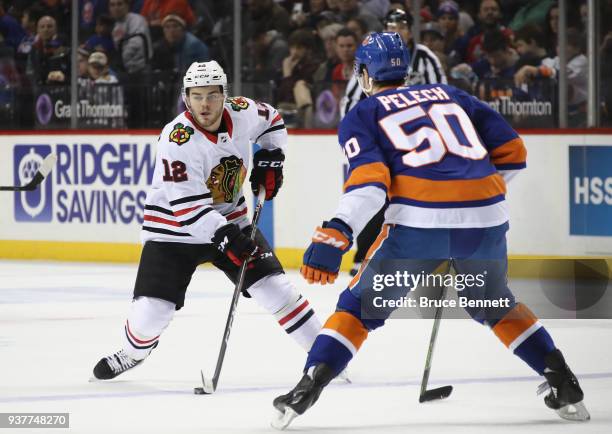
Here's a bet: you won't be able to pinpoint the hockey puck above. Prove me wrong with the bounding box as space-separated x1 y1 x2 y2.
193 387 207 395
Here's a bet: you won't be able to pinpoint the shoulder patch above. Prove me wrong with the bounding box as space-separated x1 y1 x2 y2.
169 123 194 145
227 96 250 111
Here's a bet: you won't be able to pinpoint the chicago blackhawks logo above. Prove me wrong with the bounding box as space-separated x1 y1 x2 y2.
206 156 247 203
227 96 250 111
169 123 194 145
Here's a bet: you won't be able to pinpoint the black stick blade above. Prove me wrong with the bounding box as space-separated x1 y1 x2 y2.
419 385 453 403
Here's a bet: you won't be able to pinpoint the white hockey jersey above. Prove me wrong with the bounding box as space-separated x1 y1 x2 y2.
142 96 286 244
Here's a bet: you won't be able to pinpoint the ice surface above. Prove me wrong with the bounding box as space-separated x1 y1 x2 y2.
1 261 610 433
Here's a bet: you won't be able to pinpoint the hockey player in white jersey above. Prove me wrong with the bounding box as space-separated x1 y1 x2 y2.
92 61 323 380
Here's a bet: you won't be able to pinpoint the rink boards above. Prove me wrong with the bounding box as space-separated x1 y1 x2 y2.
0 130 611 267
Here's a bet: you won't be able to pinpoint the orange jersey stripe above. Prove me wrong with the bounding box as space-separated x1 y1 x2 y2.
390 173 506 202
323 311 369 351
492 303 539 348
344 162 391 191
349 225 390 289
490 137 527 166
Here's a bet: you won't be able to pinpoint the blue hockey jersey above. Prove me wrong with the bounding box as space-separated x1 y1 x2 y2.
334 84 527 232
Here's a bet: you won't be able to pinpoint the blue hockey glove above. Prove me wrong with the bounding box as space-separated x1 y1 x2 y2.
301 218 353 285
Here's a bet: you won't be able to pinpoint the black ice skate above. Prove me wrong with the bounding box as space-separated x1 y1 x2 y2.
537 349 590 421
271 364 335 430
92 349 144 380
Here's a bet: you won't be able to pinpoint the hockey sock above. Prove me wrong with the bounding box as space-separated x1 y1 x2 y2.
247 273 321 351
123 296 175 361
305 311 369 377
492 303 556 374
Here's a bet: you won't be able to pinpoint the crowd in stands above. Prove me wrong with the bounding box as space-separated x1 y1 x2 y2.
1 0 612 128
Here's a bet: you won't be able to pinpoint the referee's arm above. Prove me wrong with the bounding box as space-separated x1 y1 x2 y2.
339 74 363 119
415 45 448 84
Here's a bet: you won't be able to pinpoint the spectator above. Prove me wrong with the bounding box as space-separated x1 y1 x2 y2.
302 0 337 29
38 0 70 35
84 14 116 60
0 4 26 51
455 1 475 34
280 29 319 90
139 0 195 41
336 0 382 32
79 0 109 39
437 1 463 67
514 24 548 70
82 50 125 127
514 28 587 126
541 3 581 57
77 47 91 79
110 0 151 127
88 51 118 83
421 23 447 74
17 5 44 59
109 0 152 74
476 28 518 80
27 15 70 85
509 0 555 32
579 0 588 30
458 0 513 64
246 0 291 38
542 2 558 57
331 28 358 90
313 22 343 82
151 14 209 76
250 25 289 83
327 0 341 13
278 29 320 127
346 16 368 42
450 28 518 97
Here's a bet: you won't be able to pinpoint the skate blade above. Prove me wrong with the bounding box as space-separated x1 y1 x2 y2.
334 369 352 384
556 401 591 422
271 407 299 430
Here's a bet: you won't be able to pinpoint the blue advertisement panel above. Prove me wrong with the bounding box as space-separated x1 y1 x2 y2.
569 146 612 236
12 141 155 227
13 145 54 222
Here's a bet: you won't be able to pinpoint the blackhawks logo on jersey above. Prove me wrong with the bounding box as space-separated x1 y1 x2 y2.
206 156 247 203
169 123 194 145
227 96 250 111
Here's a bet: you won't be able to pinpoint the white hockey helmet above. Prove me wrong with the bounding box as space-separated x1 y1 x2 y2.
182 61 227 97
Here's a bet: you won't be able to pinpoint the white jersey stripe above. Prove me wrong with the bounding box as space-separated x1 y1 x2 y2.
319 328 357 356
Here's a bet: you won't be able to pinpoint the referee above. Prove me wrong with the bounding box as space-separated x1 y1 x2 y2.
340 8 448 276
340 9 447 118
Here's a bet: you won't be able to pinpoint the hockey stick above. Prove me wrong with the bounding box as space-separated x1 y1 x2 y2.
194 187 267 395
0 153 57 191
419 262 454 403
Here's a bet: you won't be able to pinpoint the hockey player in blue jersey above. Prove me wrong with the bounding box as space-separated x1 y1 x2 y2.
271 32 590 429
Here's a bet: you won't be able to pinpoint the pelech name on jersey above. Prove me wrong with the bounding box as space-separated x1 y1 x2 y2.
376 86 450 112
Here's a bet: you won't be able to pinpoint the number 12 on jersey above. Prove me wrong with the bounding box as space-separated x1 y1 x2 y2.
162 159 188 182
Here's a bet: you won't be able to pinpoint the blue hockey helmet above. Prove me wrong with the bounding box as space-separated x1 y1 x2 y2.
354 32 410 83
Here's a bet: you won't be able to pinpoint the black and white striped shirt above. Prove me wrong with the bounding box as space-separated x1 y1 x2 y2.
340 43 447 118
